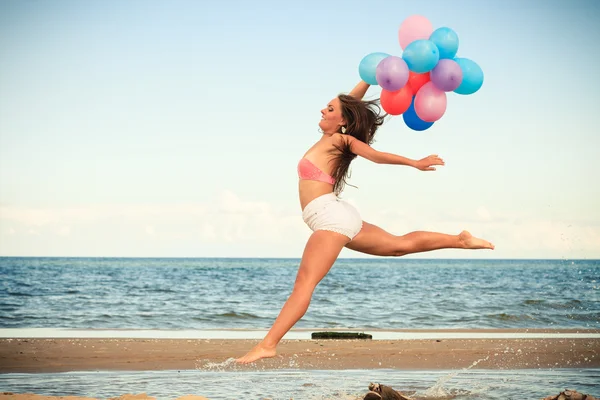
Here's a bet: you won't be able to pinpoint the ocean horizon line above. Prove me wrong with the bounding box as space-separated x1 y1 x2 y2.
1 256 597 261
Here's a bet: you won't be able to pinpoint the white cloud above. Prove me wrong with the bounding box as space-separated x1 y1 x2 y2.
1 207 59 227
476 206 491 221
361 204 600 259
201 223 217 240
219 190 269 215
0 191 309 257
0 203 210 226
56 226 71 236
0 195 598 259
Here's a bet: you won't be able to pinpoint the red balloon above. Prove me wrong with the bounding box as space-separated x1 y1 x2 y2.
407 71 430 94
380 86 412 115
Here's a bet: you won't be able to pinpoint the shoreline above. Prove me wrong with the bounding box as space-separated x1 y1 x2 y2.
2 334 598 373
1 328 599 340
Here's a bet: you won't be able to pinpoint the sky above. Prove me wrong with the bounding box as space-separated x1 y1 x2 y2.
0 0 599 259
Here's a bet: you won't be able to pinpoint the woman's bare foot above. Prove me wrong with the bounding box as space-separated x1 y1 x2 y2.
459 230 495 250
236 343 277 364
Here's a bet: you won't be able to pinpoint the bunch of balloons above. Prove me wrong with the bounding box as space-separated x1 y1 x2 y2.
358 15 484 131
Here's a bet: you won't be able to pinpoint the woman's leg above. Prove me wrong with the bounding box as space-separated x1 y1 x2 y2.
346 222 494 257
236 230 350 364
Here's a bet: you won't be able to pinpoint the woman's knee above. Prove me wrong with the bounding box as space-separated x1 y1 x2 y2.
389 236 414 257
376 236 412 257
293 270 319 292
376 237 414 257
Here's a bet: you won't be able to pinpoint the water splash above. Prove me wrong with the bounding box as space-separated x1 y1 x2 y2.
415 356 490 399
195 357 238 371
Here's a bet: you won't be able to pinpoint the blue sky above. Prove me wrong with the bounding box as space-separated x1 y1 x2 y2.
1 0 599 258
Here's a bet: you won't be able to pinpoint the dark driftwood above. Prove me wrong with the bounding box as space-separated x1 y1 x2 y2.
542 390 598 400
364 383 413 400
311 332 372 340
362 384 598 400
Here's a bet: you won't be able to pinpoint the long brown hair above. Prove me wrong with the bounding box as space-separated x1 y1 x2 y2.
329 94 386 194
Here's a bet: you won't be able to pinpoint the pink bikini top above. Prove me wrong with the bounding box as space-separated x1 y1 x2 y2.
297 158 336 185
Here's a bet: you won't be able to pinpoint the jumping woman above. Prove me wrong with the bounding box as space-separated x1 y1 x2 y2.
236 80 494 364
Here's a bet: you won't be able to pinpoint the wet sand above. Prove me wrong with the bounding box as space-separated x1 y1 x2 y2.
1 335 599 373
0 395 208 400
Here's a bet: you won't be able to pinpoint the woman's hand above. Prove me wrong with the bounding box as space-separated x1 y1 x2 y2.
415 154 445 171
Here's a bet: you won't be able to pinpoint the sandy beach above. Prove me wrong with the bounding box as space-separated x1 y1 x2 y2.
2 333 599 373
2 330 599 399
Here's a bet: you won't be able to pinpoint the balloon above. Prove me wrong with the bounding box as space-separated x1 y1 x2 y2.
414 81 447 122
403 97 434 131
406 71 430 94
402 40 439 73
453 57 484 95
430 59 463 92
429 27 459 59
375 56 409 92
380 85 412 115
398 15 433 50
359 52 391 85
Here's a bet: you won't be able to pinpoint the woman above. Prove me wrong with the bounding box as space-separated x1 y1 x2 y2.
236 81 494 364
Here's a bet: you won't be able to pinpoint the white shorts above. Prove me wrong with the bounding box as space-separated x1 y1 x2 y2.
302 193 363 240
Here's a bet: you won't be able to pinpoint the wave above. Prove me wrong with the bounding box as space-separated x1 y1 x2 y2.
486 313 535 322
4 291 35 297
523 299 584 309
217 312 262 320
523 299 545 305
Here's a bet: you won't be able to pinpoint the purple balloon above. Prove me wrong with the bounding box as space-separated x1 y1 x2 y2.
430 59 463 92
375 56 409 91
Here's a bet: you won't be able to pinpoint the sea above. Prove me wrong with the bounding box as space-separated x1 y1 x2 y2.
1 257 599 399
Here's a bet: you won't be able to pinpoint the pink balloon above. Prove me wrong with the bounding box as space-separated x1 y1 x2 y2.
398 15 434 50
414 82 447 122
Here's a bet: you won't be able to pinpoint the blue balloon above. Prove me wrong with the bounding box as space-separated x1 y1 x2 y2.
402 40 439 73
403 97 434 131
429 27 459 59
453 57 484 95
359 52 391 85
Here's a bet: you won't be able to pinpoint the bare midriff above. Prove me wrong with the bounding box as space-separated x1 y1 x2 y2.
299 180 334 211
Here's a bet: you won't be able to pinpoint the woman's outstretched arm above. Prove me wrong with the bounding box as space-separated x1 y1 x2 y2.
340 134 445 171
349 81 370 100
